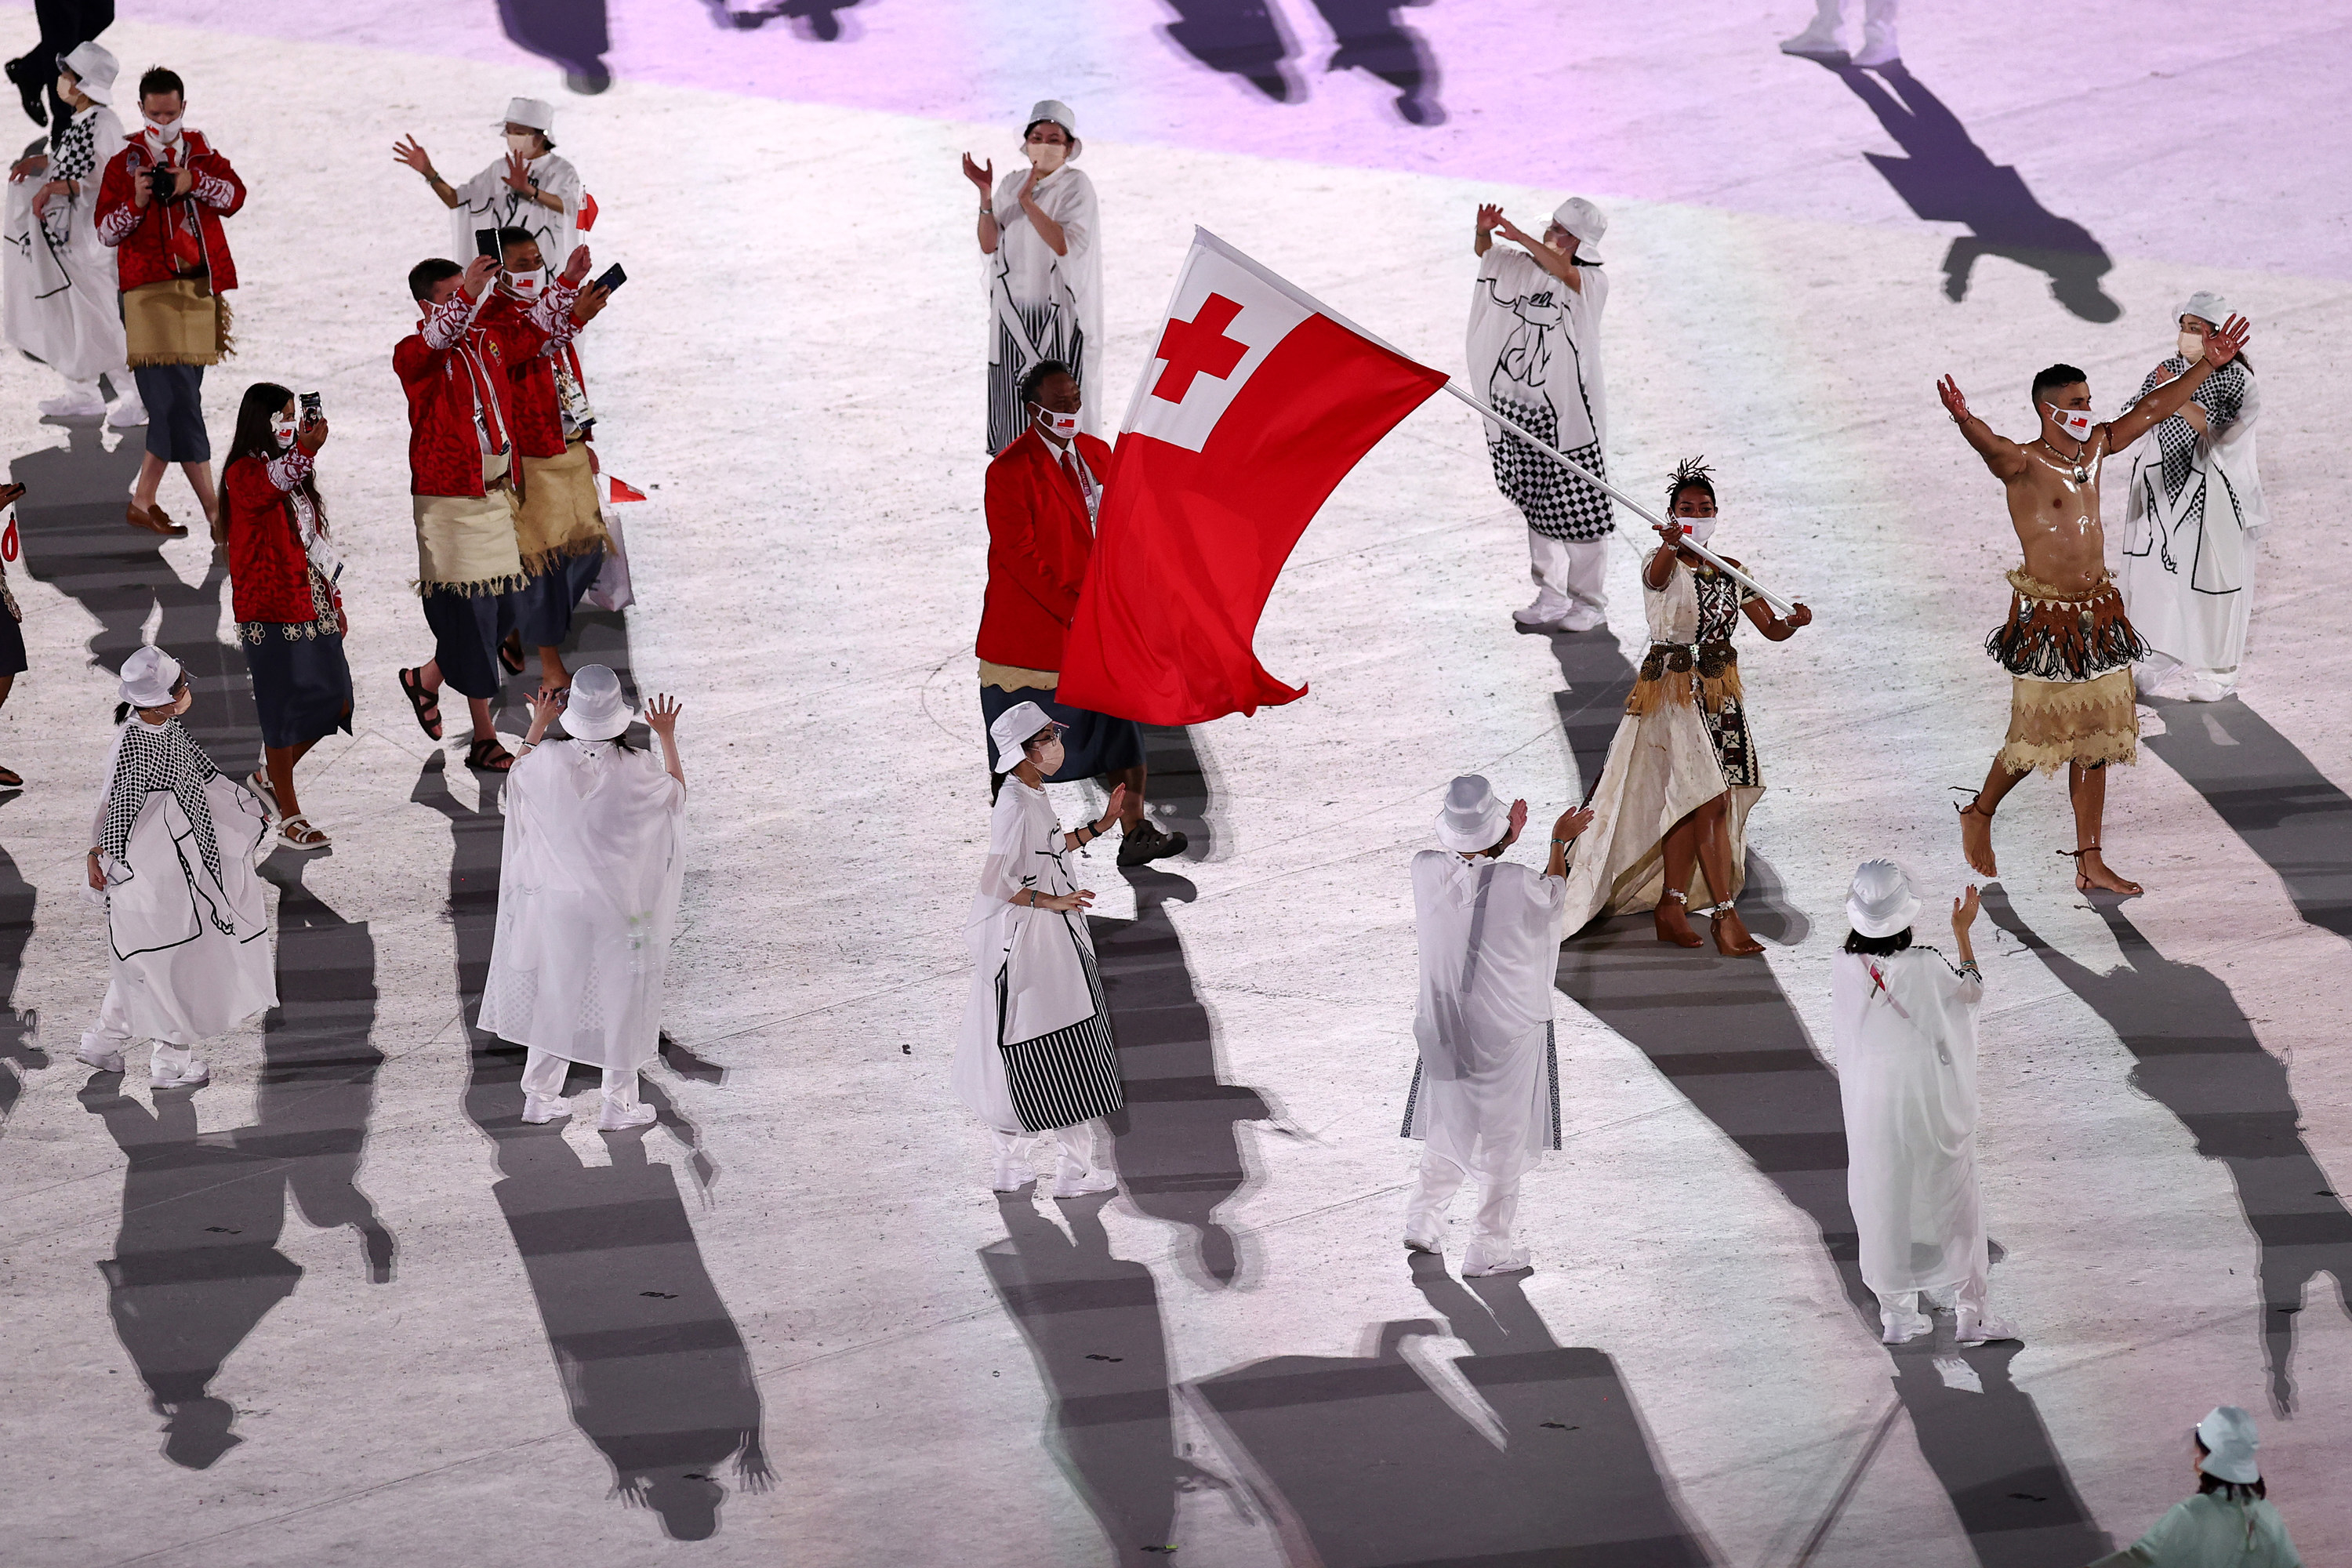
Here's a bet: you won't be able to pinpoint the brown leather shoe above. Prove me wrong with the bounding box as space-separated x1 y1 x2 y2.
126 502 188 538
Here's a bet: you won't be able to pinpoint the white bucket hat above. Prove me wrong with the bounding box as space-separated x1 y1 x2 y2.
119 645 183 709
989 699 1065 774
1434 775 1509 854
2195 1406 2260 1484
1022 98 1079 152
61 42 117 106
2179 289 2235 329
1846 859 1922 939
499 96 555 134
562 664 633 742
1549 196 1606 259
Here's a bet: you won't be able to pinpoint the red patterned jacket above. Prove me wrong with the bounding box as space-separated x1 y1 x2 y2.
477 279 586 459
94 130 245 293
978 427 1111 671
224 448 327 625
393 287 558 498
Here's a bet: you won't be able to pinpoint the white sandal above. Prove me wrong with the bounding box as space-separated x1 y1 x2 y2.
247 769 280 818
278 814 332 851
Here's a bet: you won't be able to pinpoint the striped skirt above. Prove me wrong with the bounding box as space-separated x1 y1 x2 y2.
986 303 1085 456
996 927 1123 1133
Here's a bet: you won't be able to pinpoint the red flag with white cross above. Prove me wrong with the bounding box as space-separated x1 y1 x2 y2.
1057 229 1448 725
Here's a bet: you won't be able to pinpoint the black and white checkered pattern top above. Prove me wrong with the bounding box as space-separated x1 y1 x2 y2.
52 108 101 189
99 718 227 905
2128 358 2249 506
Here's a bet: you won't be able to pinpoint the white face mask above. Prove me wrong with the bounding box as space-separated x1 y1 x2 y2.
1034 405 1079 441
2044 403 2096 443
1677 514 1719 548
1024 139 1068 172
1029 736 1065 776
505 131 539 156
506 267 544 295
2176 329 2206 362
270 416 297 448
143 117 183 144
56 75 75 104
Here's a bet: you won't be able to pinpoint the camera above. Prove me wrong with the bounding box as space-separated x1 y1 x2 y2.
145 164 175 201
299 392 322 425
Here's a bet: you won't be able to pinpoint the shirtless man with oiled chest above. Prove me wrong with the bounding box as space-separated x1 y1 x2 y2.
1936 311 2249 895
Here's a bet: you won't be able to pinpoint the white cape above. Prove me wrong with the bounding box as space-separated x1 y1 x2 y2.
2 105 129 384
450 151 583 276
2119 368 2266 684
91 731 275 1046
1403 851 1565 1182
952 780 1098 1134
478 739 684 1071
985 163 1103 437
1832 948 1987 1296
1464 248 1608 450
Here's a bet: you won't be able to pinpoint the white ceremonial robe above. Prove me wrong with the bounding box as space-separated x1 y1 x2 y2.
1465 249 1609 456
1403 852 1566 1185
983 164 1102 448
478 738 684 1073
3 104 131 385
952 779 1123 1134
1832 948 1987 1301
1560 565 1760 932
449 151 583 275
87 720 274 1047
2119 361 2267 691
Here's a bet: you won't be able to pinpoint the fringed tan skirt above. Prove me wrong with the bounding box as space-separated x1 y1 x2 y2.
514 438 611 578
412 454 524 597
1988 569 2144 775
123 277 231 367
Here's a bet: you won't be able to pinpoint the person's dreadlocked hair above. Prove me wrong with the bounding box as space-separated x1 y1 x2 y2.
1666 456 1716 513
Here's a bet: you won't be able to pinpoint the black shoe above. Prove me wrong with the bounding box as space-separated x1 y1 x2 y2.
1116 820 1189 867
4 56 45 128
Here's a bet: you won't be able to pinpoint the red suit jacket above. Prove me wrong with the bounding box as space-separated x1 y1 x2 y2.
94 131 245 292
978 427 1111 673
223 448 326 625
394 289 552 498
478 281 586 459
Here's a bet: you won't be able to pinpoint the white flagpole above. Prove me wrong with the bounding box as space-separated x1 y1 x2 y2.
1439 382 1801 619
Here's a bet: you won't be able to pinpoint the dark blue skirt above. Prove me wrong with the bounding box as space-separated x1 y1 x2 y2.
979 681 1144 780
242 626 354 750
510 544 607 648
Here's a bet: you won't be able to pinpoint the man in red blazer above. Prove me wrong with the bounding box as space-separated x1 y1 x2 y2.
979 360 1185 866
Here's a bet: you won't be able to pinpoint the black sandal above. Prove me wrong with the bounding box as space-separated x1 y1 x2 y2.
466 737 515 773
498 633 525 676
398 668 443 741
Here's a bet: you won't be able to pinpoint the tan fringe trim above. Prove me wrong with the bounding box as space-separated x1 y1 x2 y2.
1998 668 2137 776
411 572 530 599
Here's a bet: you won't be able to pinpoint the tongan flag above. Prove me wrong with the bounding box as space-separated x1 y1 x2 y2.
1057 229 1448 725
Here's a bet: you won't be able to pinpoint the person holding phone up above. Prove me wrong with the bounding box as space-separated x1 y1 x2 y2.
221 382 350 851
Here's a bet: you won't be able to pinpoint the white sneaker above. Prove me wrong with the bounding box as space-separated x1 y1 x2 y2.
521 1092 572 1124
1559 603 1606 633
1049 1167 1118 1200
1881 1308 1933 1344
107 395 149 429
1779 25 1846 57
1403 1229 1443 1254
150 1058 209 1088
1850 24 1899 67
991 1156 1033 1192
39 390 105 419
1512 591 1571 628
598 1098 657 1131
1461 1240 1532 1277
1954 1306 2019 1345
2180 673 2231 703
75 1042 127 1073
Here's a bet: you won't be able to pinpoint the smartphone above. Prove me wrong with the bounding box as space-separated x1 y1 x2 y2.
474 227 503 262
593 263 626 293
299 391 322 425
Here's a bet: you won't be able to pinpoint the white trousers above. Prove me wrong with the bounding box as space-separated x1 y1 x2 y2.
992 1118 1116 1174
1405 1148 1526 1270
1798 0 1897 30
521 1047 641 1107
81 982 196 1072
1528 531 1610 615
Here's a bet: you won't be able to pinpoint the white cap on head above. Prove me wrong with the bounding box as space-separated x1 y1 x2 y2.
500 96 555 133
1846 858 1922 940
61 41 117 105
1549 196 1606 258
989 700 1063 774
1023 99 1078 147
562 663 633 742
119 645 183 709
1434 775 1508 854
2195 1406 2260 1484
2180 289 2234 329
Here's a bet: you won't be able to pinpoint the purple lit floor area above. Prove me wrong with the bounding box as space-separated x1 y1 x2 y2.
1 4 2348 1566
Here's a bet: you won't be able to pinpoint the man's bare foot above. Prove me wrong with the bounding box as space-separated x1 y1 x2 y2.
1956 797 1998 877
1654 895 1704 948
1709 906 1766 957
2067 847 2142 897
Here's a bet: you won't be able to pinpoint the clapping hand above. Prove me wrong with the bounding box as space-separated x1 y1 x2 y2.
961 152 994 197
1475 201 1504 234
1553 805 1595 842
1098 783 1128 833
1506 797 1530 842
2199 314 2251 368
1951 884 1980 933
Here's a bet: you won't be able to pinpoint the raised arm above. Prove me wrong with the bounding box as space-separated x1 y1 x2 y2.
645 695 685 790
2103 314 2249 451
1490 213 1581 292
1936 376 2028 481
